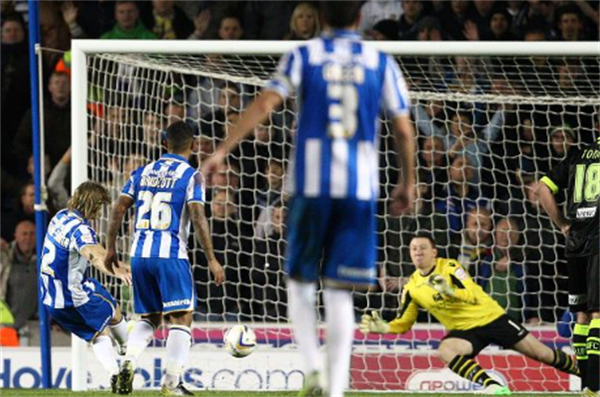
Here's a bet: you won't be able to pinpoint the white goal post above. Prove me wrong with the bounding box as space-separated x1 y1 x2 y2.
69 40 599 392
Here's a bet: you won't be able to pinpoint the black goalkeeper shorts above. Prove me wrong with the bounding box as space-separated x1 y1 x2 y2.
443 314 529 358
568 254 599 313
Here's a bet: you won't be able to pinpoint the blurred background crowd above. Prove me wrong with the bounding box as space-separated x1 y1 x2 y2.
1 0 599 345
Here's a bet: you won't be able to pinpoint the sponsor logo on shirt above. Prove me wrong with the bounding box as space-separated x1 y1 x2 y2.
577 207 597 218
454 268 467 281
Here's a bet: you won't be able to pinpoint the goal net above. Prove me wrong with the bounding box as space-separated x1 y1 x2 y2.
71 41 599 392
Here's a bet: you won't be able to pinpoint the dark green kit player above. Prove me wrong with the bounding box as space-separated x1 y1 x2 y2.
537 136 600 396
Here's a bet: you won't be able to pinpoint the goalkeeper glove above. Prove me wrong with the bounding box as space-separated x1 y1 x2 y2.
359 311 390 334
428 274 455 297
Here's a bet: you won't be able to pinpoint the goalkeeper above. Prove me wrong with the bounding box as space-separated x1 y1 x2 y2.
360 235 579 396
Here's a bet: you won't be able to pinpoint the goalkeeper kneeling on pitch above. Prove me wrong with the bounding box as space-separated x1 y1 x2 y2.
360 234 579 396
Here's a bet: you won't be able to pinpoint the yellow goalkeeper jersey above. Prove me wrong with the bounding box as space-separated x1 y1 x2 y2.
388 257 505 334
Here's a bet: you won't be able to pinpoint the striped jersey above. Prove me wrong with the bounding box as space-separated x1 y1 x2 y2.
40 209 101 308
122 153 205 260
266 29 410 201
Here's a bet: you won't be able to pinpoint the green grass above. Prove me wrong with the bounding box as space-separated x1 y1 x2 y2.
0 390 580 397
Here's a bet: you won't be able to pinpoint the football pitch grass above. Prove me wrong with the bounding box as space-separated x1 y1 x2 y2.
0 390 580 397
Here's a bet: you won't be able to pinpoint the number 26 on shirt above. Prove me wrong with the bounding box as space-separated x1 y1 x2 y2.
135 191 173 230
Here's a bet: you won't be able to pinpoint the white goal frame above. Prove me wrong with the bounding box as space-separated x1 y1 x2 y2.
70 39 599 391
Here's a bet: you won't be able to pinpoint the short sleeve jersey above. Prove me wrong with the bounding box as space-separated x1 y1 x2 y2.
389 258 506 333
541 142 600 257
40 209 100 309
266 30 411 202
122 153 205 260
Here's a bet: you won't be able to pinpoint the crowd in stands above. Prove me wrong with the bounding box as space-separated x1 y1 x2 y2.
1 0 599 343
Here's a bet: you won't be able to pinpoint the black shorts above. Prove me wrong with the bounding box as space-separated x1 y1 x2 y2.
443 315 529 357
568 254 599 313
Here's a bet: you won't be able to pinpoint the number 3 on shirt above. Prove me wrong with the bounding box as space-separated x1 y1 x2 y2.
323 63 363 139
135 191 173 230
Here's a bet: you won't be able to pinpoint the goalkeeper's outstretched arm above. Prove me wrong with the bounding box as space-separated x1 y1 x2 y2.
360 290 419 334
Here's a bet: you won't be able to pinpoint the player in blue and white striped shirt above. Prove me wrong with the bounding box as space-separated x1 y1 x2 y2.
40 181 131 392
202 3 415 396
105 121 223 396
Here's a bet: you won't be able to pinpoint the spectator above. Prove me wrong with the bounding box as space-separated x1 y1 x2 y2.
418 135 448 197
1 14 30 198
0 220 37 334
473 217 530 323
573 0 599 38
1 1 28 22
556 61 584 95
285 3 320 40
188 8 211 40
555 5 585 41
101 1 156 40
1 15 29 143
141 0 193 40
165 94 186 125
39 1 70 68
60 1 116 39
251 205 288 320
255 159 286 238
435 155 487 233
507 0 530 37
483 8 516 40
397 0 424 40
14 70 70 170
89 106 135 183
515 26 553 94
437 0 471 40
369 19 399 40
210 162 241 191
243 2 295 40
527 0 556 34
139 111 166 158
215 14 243 40
358 0 403 36
1 182 35 241
458 207 493 272
195 188 249 319
47 148 71 210
520 180 568 322
523 25 546 41
199 133 215 164
549 124 576 161
218 84 244 116
413 105 506 171
469 0 496 36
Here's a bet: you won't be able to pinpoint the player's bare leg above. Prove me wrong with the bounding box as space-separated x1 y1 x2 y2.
161 310 194 396
118 313 162 395
438 338 509 395
511 333 579 376
108 304 128 355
